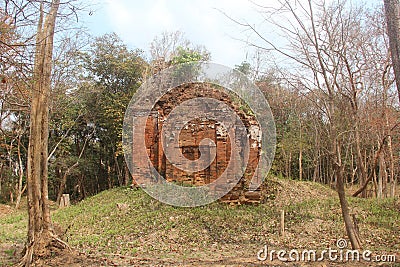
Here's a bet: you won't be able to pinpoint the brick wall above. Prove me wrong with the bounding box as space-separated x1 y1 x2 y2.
132 83 265 204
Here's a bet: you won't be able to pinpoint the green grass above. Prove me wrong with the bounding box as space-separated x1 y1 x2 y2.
0 212 26 243
50 187 277 256
349 197 400 231
1 179 399 262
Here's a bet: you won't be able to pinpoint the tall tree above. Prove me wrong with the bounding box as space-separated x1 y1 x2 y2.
79 33 147 188
231 0 387 249
19 1 67 265
384 0 400 103
149 31 210 73
0 5 28 204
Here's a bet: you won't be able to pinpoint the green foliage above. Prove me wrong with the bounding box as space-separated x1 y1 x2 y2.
170 46 208 65
44 33 150 200
84 33 146 93
84 33 147 157
234 61 251 76
169 46 210 81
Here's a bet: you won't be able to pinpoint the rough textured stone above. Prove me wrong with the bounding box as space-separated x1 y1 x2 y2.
133 83 265 204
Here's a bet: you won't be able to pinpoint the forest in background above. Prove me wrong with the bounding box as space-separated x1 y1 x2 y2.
1 0 399 206
1 1 400 263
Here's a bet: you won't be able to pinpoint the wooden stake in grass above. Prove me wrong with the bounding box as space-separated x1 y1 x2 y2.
280 210 285 237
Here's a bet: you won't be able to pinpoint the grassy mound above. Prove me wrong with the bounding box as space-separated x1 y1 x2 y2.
1 176 399 266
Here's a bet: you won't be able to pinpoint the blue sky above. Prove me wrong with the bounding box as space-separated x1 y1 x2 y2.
81 0 382 69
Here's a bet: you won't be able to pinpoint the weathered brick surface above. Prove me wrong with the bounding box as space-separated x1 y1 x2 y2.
133 83 265 204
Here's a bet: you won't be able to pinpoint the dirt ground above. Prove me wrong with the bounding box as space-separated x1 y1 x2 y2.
0 204 13 218
1 236 397 266
2 245 396 267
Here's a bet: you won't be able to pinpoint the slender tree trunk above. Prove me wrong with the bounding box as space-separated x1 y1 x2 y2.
115 155 123 186
335 139 362 249
384 0 400 103
288 151 292 179
373 167 378 198
15 134 25 209
312 158 318 182
107 163 112 189
378 153 383 199
56 166 76 204
352 127 396 197
77 173 86 200
56 134 90 204
380 151 388 198
350 153 357 185
312 125 320 182
124 165 130 186
19 1 65 266
281 148 287 178
0 164 3 196
299 123 303 181
385 114 396 198
388 137 396 197
354 126 367 198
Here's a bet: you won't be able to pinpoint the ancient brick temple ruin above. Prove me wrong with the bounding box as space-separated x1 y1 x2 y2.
132 83 265 204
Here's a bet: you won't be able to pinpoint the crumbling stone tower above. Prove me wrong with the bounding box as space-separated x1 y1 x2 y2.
132 83 265 204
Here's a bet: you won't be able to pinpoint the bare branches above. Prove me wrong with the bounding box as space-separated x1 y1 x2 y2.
352 121 400 197
219 8 313 69
227 0 398 249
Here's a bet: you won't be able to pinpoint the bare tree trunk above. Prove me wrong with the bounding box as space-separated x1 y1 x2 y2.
107 164 112 189
0 164 3 196
15 134 25 209
19 1 65 266
381 152 388 198
124 165 130 186
312 160 318 182
342 54 368 197
299 123 303 181
56 164 76 204
288 151 292 179
335 140 362 249
378 153 383 199
388 136 396 197
351 153 357 185
232 0 367 249
283 154 287 178
115 155 123 186
352 122 399 197
385 113 396 198
312 125 320 182
373 166 378 198
354 127 367 198
381 62 397 198
384 0 400 103
56 134 90 204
